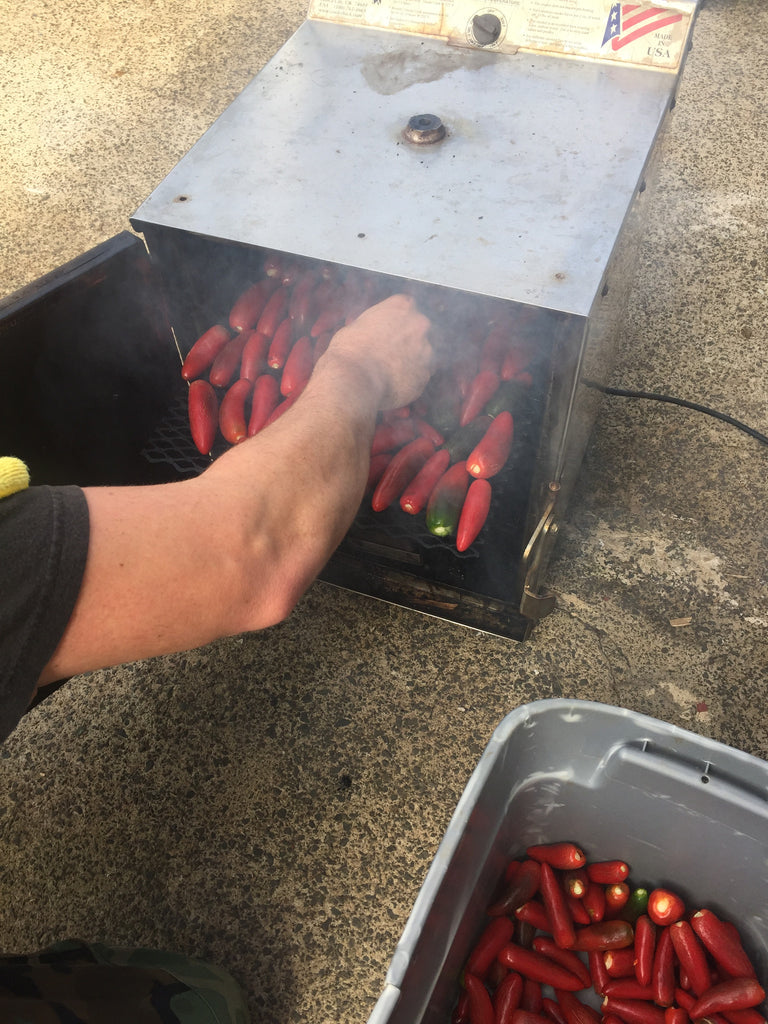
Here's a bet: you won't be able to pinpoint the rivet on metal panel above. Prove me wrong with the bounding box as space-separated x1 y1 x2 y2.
403 114 446 145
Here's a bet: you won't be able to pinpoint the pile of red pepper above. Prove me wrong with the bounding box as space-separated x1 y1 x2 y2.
180 252 538 552
452 841 765 1024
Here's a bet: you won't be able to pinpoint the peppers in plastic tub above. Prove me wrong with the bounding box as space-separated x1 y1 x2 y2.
449 841 765 1024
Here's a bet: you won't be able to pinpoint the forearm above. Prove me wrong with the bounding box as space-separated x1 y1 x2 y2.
39 352 384 683
196 349 385 622
39 294 432 684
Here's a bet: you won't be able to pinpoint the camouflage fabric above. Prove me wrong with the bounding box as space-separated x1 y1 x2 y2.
0 939 250 1023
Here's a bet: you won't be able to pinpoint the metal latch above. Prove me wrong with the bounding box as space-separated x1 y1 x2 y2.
519 482 560 620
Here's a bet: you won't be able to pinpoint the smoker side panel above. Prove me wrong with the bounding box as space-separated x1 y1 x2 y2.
0 233 178 486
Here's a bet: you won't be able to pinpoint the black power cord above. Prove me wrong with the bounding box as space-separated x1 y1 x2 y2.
583 381 768 447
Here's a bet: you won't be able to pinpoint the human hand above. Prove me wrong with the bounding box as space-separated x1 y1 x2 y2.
326 294 434 411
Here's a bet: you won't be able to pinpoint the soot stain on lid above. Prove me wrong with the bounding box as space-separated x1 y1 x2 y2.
362 46 497 95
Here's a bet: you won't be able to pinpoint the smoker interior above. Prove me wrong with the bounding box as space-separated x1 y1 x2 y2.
0 232 178 487
138 225 585 639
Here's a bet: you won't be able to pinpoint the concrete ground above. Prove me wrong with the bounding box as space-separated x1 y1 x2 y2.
1 1 767 1022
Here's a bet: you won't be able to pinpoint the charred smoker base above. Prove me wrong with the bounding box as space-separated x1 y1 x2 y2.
1 5 701 641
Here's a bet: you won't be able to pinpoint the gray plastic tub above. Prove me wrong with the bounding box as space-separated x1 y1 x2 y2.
369 699 768 1024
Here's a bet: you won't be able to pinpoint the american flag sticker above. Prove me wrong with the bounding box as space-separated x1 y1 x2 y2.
602 3 684 53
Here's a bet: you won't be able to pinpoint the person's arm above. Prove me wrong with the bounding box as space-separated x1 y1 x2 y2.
38 294 433 685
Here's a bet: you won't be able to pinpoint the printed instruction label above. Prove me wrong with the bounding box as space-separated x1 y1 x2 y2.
307 0 696 70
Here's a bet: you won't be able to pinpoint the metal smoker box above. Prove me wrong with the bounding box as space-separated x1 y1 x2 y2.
368 699 768 1024
130 1 701 640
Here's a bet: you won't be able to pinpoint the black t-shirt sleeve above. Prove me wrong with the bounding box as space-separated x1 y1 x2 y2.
0 485 89 742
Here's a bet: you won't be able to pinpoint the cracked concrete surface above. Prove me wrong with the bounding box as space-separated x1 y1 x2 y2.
1 2 767 1023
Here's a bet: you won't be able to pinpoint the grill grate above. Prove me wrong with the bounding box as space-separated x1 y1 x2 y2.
141 391 482 560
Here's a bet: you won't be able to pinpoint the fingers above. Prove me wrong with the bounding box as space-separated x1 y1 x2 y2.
328 293 435 410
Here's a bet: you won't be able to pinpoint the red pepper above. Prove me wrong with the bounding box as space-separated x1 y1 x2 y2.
372 436 437 512
479 325 509 376
521 979 544 1013
466 917 516 979
310 284 346 337
228 278 277 333
605 1016 630 1024
371 418 418 456
267 317 295 370
466 411 514 479
501 342 535 381
504 859 523 882
263 392 298 428
494 971 524 1024
602 998 666 1024
651 927 676 1007
218 377 253 445
400 448 452 515
460 370 501 426
487 860 542 917
181 323 232 381
414 417 445 447
586 861 630 885
515 919 537 950
583 882 606 923
605 883 631 917
256 284 290 339
542 997 568 1024
487 959 509 990
511 1012 550 1024
516 901 553 933
563 870 589 900
496 944 586 991
604 949 637 979
464 972 495 1024
239 329 271 382
263 251 284 278
674 988 696 1012
538 861 576 950
288 268 319 329
526 843 587 871
279 259 306 287
567 895 593 926
188 379 218 455
602 979 654 1001
688 979 766 1020
664 1009 689 1024
722 1010 768 1024
556 989 603 1024
571 920 634 952
690 909 757 980
454 356 479 399
209 332 248 388
456 479 492 552
669 920 713 997
647 889 686 928
247 374 281 437
532 938 590 988
366 453 392 493
280 335 314 397
589 950 610 996
634 915 656 988
452 990 471 1024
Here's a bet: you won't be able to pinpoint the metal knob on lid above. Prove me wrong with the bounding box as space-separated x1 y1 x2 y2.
404 114 446 145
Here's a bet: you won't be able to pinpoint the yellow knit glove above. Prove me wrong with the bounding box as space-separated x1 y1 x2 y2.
0 457 30 499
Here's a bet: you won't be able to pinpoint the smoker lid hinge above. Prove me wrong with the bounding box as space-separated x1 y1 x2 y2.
519 482 561 621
